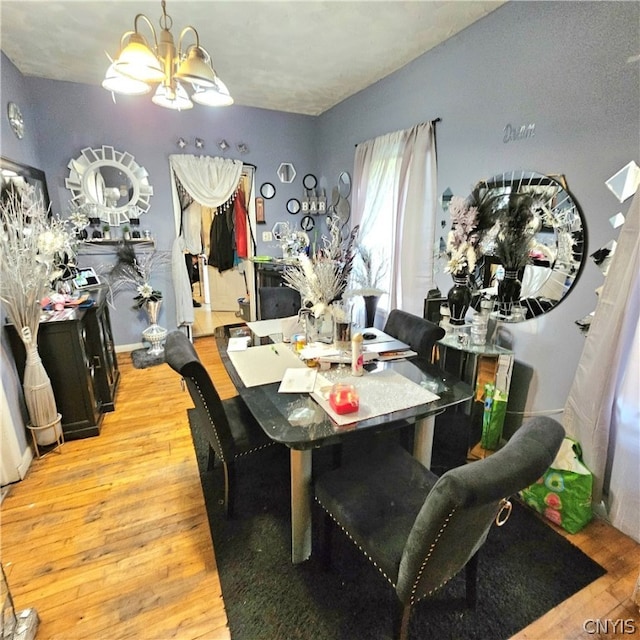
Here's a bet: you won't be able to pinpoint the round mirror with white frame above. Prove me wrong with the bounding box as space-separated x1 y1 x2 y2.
65 146 153 226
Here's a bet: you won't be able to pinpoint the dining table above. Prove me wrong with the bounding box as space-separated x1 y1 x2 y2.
214 323 473 563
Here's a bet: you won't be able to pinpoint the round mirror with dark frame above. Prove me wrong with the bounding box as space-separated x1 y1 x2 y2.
302 174 317 190
287 198 301 215
260 182 276 199
447 170 586 321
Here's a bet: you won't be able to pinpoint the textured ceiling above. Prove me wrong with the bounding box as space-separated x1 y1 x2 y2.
1 1 506 116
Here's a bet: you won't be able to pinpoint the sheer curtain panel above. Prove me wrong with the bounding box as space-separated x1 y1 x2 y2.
351 122 437 321
564 189 639 542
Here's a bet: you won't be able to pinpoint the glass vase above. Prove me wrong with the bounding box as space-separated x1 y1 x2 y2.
303 309 334 345
447 274 472 326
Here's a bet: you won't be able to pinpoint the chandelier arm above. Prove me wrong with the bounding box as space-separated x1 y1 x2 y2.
133 13 159 50
178 26 201 57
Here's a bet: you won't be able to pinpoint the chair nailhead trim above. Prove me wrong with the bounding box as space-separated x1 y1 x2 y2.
409 508 457 605
191 379 228 463
315 497 397 588
191 379 275 463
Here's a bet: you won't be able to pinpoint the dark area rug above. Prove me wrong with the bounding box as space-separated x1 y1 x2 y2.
130 347 165 369
189 426 606 640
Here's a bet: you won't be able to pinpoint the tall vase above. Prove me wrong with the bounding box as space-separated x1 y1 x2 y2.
447 274 472 326
363 295 380 328
21 330 62 446
142 300 168 355
497 270 522 317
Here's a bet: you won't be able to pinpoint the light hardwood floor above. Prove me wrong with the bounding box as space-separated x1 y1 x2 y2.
1 337 639 639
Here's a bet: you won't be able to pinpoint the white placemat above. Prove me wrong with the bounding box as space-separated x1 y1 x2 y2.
311 369 440 426
227 342 307 387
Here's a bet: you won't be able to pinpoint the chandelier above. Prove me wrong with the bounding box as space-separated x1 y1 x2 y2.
102 0 233 110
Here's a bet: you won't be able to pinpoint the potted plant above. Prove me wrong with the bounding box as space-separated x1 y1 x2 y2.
122 225 131 240
0 182 76 445
102 224 111 240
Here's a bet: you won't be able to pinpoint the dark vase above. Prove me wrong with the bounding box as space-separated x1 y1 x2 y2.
497 269 522 316
363 295 380 328
447 274 472 326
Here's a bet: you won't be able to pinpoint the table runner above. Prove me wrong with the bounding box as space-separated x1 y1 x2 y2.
311 369 439 426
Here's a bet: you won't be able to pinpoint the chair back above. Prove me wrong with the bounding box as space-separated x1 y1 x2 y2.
383 309 445 359
396 416 565 604
259 287 301 320
164 331 236 463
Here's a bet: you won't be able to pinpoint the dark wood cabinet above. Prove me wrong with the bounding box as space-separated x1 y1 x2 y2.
6 288 120 440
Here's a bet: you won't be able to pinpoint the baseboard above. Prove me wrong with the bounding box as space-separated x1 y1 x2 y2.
18 445 33 479
115 342 144 353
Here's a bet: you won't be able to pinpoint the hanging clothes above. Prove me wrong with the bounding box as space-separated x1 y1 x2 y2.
235 189 248 259
209 198 236 272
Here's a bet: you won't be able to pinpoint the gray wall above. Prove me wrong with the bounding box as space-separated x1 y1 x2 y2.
317 0 639 423
1 1 638 456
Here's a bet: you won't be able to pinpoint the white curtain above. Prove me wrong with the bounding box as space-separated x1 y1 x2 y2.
168 155 243 327
564 188 639 541
351 122 437 320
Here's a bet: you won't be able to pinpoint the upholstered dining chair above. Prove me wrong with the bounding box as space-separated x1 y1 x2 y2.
314 416 565 640
259 286 301 320
383 309 445 361
164 330 276 517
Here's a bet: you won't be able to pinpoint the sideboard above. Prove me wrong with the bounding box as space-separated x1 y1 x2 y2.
6 288 120 440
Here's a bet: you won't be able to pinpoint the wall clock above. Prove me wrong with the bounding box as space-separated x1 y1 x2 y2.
7 102 24 139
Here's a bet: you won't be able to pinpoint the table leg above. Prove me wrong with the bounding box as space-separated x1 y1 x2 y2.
413 415 436 469
290 448 312 564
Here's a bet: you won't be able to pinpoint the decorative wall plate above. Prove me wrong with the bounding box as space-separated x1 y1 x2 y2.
7 102 24 139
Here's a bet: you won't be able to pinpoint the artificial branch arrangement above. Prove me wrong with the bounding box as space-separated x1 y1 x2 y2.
346 243 388 297
282 216 359 317
0 182 76 438
482 191 537 271
107 244 170 309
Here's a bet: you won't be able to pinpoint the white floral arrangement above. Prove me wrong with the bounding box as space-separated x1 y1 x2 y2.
283 216 358 318
445 196 481 276
0 183 77 325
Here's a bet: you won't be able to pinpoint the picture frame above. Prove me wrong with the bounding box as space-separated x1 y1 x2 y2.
1 156 51 212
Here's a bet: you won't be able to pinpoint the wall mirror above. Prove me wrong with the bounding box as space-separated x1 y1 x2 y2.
303 174 317 190
277 162 296 184
260 182 276 199
287 198 301 214
338 171 351 198
448 170 586 321
605 161 640 203
65 146 153 226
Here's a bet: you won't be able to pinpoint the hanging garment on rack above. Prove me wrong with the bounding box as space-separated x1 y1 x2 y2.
208 201 235 272
234 189 248 259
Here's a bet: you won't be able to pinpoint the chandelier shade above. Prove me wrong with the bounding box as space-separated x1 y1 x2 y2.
103 1 232 110
191 79 234 107
175 47 217 87
102 63 152 95
152 82 193 110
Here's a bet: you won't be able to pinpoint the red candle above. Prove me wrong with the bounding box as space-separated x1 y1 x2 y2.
329 384 359 414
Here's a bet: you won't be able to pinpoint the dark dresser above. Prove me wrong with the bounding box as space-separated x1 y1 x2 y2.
6 288 120 440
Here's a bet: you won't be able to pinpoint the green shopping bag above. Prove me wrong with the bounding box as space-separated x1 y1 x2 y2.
481 383 507 450
520 436 593 534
